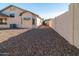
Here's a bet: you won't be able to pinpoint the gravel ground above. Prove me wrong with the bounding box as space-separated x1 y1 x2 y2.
0 25 79 56
0 29 29 43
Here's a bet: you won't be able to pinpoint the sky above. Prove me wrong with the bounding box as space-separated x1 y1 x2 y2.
0 3 69 19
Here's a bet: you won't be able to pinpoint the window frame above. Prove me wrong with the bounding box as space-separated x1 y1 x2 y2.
32 18 35 25
0 18 7 24
10 13 15 17
23 16 31 20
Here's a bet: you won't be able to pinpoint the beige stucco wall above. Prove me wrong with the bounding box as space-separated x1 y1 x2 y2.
55 11 74 45
53 3 79 49
22 12 42 28
52 4 74 45
48 19 56 29
21 12 37 28
36 17 42 26
0 15 10 28
1 6 42 28
2 6 23 28
72 4 79 48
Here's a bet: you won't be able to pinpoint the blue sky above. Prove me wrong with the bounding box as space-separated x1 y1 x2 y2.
0 3 69 19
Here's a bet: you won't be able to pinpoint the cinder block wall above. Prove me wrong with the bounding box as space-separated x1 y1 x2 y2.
54 7 74 45
73 4 79 48
53 3 79 49
48 19 56 29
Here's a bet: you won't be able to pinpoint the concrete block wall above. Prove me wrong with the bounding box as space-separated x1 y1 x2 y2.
72 4 79 48
48 19 56 29
55 11 74 45
52 3 79 49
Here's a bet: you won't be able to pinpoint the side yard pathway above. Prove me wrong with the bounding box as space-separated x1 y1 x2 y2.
0 25 79 56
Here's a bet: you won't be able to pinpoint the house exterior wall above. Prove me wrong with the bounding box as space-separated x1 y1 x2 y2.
0 15 10 28
0 6 42 28
2 6 23 28
36 17 42 26
21 12 37 28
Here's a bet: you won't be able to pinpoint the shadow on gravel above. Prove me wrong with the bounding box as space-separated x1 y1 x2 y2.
0 25 79 56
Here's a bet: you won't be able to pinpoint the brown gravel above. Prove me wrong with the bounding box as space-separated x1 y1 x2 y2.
0 25 79 56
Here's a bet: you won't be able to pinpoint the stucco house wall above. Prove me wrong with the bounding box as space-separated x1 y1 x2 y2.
36 17 42 26
1 6 24 28
0 15 10 28
21 12 35 28
0 5 42 28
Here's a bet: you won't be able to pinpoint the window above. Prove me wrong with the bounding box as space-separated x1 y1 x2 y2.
0 18 7 24
23 17 30 20
10 13 15 17
32 18 35 25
